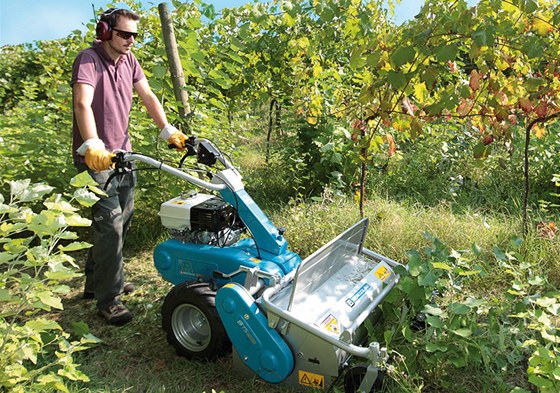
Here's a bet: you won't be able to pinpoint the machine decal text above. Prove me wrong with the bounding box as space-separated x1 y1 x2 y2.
345 283 370 308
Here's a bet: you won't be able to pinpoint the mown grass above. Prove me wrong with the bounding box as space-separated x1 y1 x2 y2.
55 132 560 392
58 184 560 392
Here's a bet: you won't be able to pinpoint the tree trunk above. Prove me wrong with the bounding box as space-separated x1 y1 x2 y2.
359 125 368 218
275 100 282 135
266 98 276 164
158 3 191 124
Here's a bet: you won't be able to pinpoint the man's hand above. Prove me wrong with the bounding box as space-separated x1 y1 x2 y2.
159 124 187 151
85 147 115 172
167 132 187 151
76 138 115 172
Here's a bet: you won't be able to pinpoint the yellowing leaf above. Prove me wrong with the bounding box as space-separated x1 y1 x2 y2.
312 63 323 78
534 124 546 138
414 82 429 103
533 17 552 36
385 133 396 157
306 116 318 125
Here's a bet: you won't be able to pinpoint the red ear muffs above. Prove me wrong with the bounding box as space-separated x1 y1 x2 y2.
96 20 112 41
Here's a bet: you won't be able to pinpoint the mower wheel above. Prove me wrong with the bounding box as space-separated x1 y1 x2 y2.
343 365 385 393
162 282 231 360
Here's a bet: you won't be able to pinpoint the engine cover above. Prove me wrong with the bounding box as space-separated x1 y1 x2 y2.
159 193 215 231
190 197 235 232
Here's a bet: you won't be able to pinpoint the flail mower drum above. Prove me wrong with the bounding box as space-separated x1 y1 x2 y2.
113 137 405 392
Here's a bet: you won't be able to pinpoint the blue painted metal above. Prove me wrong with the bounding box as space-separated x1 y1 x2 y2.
216 283 294 383
220 188 288 257
154 238 300 286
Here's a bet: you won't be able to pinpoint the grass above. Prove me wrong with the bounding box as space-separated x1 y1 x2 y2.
52 135 560 392
55 186 560 392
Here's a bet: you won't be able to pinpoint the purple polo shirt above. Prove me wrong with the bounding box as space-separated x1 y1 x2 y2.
71 41 145 162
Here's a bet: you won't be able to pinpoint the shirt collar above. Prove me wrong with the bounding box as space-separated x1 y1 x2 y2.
92 40 125 65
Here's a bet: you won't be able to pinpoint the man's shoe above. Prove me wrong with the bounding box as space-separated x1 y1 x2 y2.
123 282 135 295
83 282 135 299
98 303 133 326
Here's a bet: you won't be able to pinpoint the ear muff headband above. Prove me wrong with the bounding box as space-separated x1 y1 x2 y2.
95 8 120 41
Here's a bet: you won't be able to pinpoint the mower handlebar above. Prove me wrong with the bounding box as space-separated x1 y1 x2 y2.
117 152 227 191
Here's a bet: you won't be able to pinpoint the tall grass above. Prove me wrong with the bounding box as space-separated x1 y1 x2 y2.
59 130 560 392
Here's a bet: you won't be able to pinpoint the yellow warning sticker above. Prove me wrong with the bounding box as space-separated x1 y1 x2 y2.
171 201 186 205
375 265 391 282
249 257 261 263
299 370 324 388
320 314 340 334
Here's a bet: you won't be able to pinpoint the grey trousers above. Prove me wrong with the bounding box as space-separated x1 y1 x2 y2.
76 162 136 310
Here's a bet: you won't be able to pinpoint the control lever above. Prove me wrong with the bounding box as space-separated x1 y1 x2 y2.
103 152 132 190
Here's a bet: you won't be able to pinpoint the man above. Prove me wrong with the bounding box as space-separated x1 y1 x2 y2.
72 8 186 326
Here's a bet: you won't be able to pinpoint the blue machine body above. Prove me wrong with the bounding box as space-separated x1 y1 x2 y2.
216 283 294 383
154 237 300 286
154 172 301 285
153 163 300 385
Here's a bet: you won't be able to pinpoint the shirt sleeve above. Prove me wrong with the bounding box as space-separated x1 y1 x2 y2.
130 54 146 84
71 51 97 87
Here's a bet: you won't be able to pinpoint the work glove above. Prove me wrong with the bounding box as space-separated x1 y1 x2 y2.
76 138 115 172
85 147 115 172
159 124 187 151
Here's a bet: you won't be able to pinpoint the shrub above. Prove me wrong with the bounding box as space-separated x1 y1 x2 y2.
0 173 101 392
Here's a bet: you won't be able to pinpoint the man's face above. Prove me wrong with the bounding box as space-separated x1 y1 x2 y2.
108 17 138 56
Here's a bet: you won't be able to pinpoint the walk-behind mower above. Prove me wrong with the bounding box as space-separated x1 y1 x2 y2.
111 137 405 392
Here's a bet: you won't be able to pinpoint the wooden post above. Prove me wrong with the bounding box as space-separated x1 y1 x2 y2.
158 3 191 119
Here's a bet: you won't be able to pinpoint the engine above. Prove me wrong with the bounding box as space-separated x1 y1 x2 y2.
159 192 244 246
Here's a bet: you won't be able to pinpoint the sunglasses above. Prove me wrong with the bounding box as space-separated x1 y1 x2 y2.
113 28 139 40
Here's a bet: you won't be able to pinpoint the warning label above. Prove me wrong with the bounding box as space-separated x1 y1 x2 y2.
319 314 339 334
375 265 391 282
299 370 324 388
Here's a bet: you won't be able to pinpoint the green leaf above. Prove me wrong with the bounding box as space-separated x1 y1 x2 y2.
472 27 495 46
87 185 107 197
450 328 472 337
388 70 407 89
209 97 227 110
36 291 63 310
431 262 452 270
407 250 423 277
44 199 77 213
523 0 538 13
528 375 554 388
423 304 443 316
71 321 91 339
10 179 31 198
65 214 92 227
0 288 15 302
463 298 485 308
58 241 92 252
70 171 98 188
448 303 470 314
73 188 100 207
435 44 459 62
390 46 416 68
349 47 367 70
418 270 438 286
426 341 448 352
19 184 54 202
153 65 167 79
25 318 62 332
473 142 491 159
426 315 444 328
